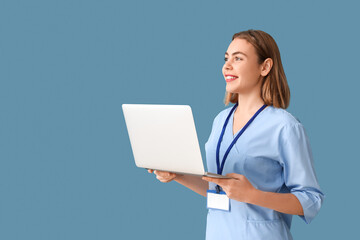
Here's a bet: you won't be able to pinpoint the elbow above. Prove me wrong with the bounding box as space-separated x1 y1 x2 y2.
291 193 304 216
298 206 304 217
291 189 325 224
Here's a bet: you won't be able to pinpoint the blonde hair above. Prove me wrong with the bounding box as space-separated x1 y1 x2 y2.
224 29 290 109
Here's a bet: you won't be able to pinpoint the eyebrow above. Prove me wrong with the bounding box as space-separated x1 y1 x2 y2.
225 51 247 57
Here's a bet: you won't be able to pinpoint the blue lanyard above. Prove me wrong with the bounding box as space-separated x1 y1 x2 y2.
216 103 268 177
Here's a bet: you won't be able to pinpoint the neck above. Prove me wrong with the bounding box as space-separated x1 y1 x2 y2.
235 92 265 116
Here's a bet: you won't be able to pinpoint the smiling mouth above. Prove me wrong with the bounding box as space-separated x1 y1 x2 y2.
225 76 238 82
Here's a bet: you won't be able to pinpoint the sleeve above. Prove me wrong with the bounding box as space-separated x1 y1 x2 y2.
279 122 325 224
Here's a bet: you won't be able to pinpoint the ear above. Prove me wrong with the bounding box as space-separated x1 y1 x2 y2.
260 58 273 77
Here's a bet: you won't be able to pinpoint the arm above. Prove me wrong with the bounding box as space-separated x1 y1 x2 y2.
249 188 303 215
278 123 325 223
203 123 325 223
203 174 303 215
148 170 208 197
174 174 208 197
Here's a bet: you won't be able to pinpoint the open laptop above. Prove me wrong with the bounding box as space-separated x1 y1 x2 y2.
122 104 230 178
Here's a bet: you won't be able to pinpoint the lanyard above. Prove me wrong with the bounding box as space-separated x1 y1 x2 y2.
216 103 267 179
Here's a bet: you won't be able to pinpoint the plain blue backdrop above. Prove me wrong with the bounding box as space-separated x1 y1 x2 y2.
1 0 359 239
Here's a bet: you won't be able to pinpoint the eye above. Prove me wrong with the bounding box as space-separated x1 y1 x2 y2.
224 57 243 62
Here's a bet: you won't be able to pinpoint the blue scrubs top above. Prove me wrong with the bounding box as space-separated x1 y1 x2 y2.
205 105 325 240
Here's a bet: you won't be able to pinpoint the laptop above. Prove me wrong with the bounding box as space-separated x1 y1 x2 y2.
122 104 230 178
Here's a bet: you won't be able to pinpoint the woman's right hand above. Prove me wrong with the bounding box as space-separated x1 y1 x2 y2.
147 169 178 183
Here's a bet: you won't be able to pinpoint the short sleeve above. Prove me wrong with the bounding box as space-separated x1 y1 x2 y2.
279 123 325 224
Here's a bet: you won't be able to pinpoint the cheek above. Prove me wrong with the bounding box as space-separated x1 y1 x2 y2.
246 62 262 77
236 65 261 85
238 62 255 75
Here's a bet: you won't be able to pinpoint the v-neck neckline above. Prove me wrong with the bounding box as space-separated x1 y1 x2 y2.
230 105 270 139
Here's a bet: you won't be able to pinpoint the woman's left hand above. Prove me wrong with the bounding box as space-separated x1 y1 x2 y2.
202 173 257 203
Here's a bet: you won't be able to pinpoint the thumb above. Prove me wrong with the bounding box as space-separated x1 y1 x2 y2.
226 173 243 179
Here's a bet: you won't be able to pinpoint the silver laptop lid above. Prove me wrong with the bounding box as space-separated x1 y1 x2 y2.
122 104 206 175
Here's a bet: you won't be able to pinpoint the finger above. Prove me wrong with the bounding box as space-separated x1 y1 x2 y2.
226 173 242 179
156 171 170 178
157 176 175 182
162 178 173 183
202 176 223 186
156 175 165 181
157 177 167 182
148 169 154 173
157 171 175 179
156 174 174 180
154 170 168 176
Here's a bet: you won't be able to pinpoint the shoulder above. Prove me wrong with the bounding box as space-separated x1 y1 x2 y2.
264 106 310 144
254 106 308 143
265 105 303 129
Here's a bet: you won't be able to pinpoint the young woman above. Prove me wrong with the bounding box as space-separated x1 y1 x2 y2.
148 29 324 240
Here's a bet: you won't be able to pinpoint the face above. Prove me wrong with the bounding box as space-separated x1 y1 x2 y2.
222 38 264 95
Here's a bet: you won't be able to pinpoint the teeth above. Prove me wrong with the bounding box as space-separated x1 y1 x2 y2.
226 76 237 79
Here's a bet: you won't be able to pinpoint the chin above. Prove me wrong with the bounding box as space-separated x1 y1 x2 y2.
226 85 240 94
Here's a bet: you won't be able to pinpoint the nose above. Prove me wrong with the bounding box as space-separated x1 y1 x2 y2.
223 60 233 70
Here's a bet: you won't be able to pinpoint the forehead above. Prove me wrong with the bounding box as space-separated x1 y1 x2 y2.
225 38 256 56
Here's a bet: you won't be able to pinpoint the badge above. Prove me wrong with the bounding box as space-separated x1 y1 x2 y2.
207 190 230 212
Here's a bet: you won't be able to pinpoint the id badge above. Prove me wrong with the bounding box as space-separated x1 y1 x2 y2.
207 190 230 212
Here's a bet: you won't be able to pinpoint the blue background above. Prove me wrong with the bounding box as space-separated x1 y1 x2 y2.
1 0 359 239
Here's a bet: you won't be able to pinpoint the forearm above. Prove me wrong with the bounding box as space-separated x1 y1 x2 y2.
174 175 209 197
248 189 304 216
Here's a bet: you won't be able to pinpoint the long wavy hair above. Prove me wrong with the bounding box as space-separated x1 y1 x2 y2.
224 29 290 109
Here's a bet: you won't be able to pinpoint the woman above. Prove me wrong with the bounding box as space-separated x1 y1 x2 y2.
148 29 324 240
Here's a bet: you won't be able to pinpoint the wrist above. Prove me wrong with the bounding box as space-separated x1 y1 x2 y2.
246 187 261 204
174 174 184 182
